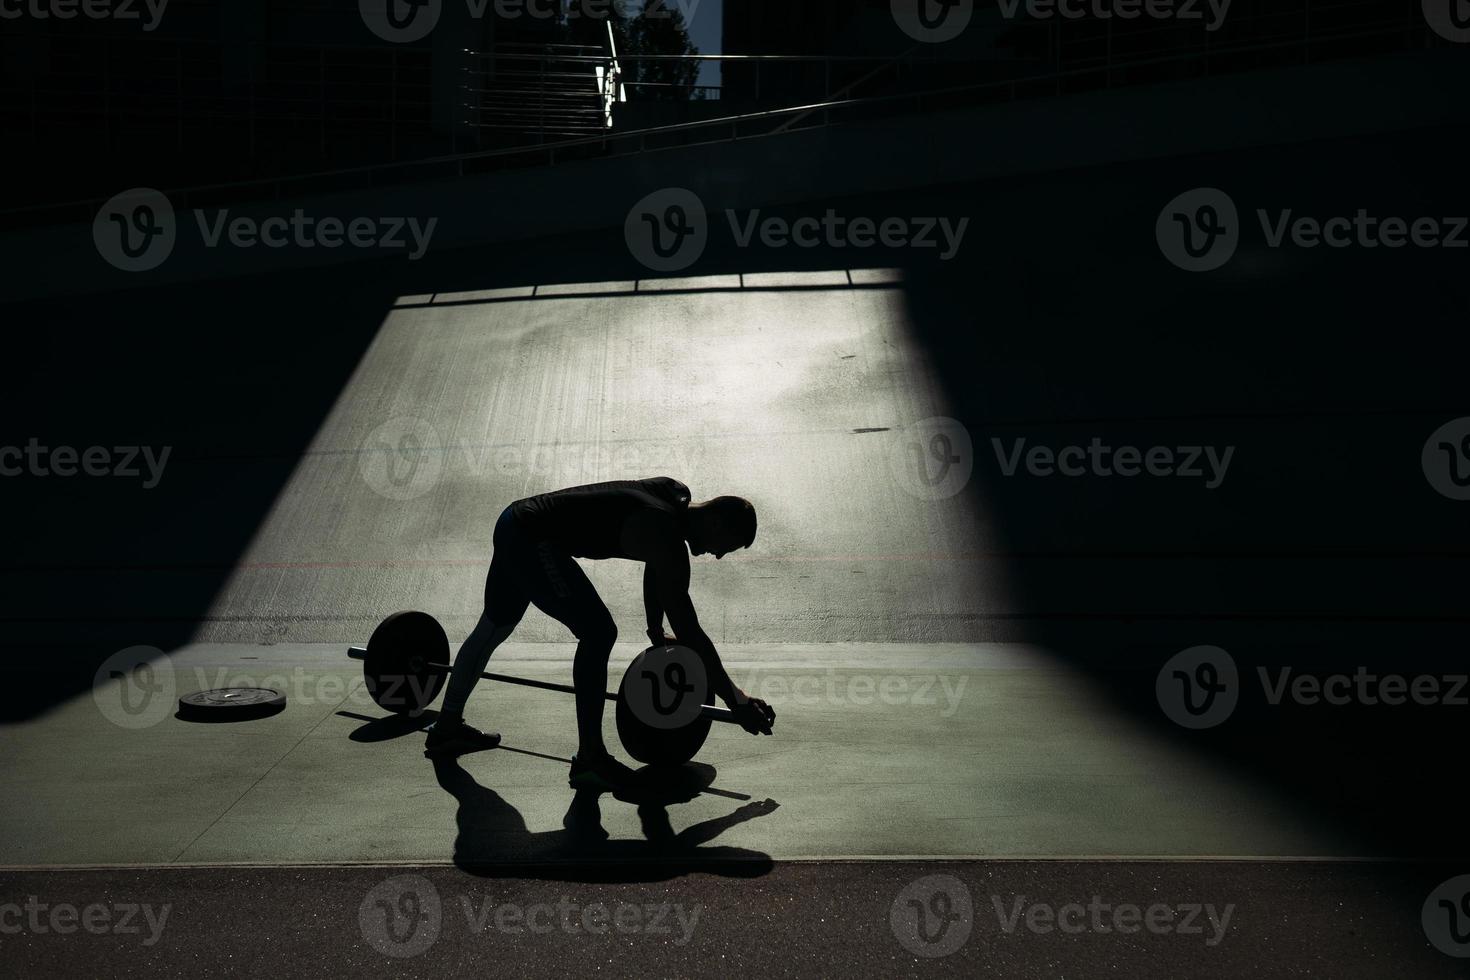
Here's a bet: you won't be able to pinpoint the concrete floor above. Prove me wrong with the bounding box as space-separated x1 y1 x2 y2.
0 641 1355 868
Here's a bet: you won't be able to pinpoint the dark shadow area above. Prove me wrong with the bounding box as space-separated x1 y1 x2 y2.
174 704 285 723
0 263 407 721
341 708 438 742
886 123 1470 858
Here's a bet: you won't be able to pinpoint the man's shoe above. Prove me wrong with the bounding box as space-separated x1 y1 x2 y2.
568 752 638 792
424 720 502 758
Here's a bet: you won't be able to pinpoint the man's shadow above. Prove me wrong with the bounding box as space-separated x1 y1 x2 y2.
432 755 778 882
345 711 778 882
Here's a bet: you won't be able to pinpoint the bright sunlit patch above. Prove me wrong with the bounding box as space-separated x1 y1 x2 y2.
194 267 1012 648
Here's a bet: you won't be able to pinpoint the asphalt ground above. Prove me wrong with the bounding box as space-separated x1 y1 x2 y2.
3 860 1469 978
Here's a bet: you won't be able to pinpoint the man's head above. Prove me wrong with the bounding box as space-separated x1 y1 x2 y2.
686 495 757 559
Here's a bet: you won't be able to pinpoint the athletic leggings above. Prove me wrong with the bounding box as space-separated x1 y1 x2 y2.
441 507 617 750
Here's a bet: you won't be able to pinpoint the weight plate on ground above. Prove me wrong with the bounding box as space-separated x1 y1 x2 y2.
177 687 286 722
364 610 448 716
616 646 712 766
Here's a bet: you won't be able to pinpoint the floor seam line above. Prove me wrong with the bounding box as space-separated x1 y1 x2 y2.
167 680 361 864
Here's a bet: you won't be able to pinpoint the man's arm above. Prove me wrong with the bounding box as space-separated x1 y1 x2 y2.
642 564 667 644
622 510 774 734
646 544 737 705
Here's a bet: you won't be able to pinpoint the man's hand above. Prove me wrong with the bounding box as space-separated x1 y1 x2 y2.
728 691 776 735
646 628 679 647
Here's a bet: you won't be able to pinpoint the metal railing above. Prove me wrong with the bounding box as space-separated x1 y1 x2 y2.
459 30 623 139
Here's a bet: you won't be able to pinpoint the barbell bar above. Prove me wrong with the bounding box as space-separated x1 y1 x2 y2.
347 610 738 766
345 645 738 724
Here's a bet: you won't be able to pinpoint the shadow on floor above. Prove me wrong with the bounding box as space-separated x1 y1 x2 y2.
341 710 777 881
433 756 778 883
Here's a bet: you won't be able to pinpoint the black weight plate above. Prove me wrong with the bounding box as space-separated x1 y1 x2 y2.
364 610 448 715
615 646 713 766
177 687 286 722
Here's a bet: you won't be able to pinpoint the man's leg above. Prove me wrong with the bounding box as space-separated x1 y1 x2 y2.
427 510 531 754
439 612 517 725
524 539 619 760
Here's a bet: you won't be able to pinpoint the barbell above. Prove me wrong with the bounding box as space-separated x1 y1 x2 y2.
348 610 737 766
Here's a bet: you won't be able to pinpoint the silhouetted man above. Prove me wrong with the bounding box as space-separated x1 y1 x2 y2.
427 477 776 790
